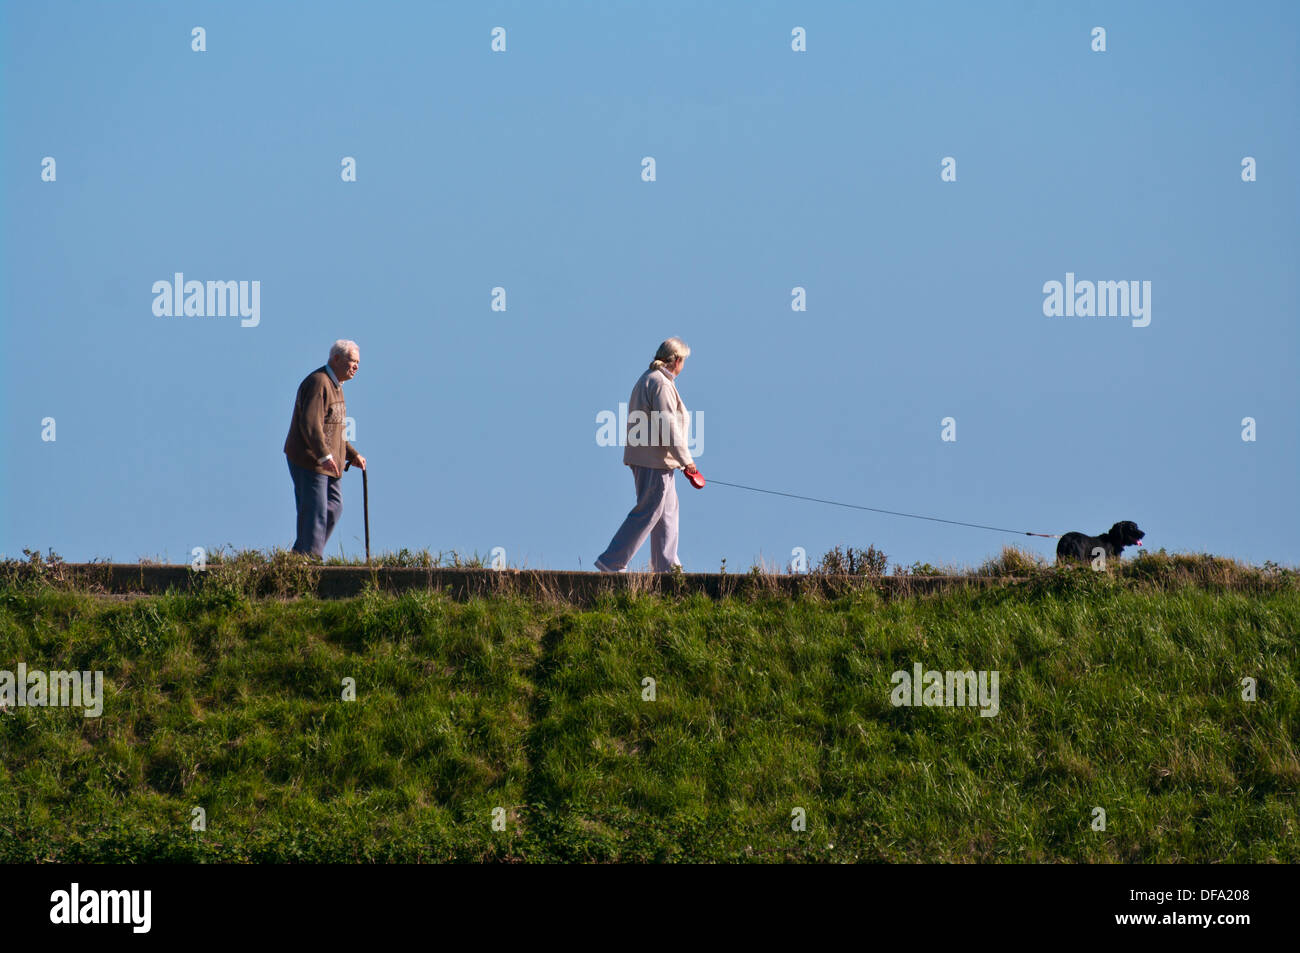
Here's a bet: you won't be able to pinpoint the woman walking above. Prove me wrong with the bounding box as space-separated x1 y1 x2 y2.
595 338 700 573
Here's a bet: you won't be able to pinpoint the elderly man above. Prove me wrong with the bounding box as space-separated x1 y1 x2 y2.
283 340 366 556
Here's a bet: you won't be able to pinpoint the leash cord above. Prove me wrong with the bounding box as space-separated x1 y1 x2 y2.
706 478 1060 539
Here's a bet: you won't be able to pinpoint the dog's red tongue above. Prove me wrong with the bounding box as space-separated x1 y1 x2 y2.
1136 540 1143 546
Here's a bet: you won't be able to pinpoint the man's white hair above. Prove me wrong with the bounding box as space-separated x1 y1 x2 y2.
329 339 359 361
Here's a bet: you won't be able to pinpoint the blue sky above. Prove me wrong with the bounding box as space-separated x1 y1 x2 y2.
3 0 1297 571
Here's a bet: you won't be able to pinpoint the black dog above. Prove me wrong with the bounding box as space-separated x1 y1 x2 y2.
1056 521 1145 565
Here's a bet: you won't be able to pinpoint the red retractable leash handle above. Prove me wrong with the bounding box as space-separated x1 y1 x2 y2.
684 466 705 489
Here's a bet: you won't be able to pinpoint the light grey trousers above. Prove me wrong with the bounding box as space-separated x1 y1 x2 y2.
596 465 680 572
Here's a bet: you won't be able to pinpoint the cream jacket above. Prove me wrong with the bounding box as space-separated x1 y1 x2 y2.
622 365 695 470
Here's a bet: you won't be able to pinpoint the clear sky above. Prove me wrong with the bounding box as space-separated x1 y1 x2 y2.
3 1 1297 571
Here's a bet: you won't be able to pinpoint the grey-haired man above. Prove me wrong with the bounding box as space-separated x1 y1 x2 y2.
283 340 367 556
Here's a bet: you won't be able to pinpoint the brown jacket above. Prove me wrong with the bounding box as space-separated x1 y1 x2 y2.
284 366 359 476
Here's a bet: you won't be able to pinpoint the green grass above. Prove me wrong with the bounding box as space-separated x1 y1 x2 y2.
0 572 1296 862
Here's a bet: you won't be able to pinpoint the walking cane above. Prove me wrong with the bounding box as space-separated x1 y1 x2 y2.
345 461 371 565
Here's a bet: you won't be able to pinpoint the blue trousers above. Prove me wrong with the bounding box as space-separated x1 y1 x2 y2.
288 458 342 556
596 465 680 572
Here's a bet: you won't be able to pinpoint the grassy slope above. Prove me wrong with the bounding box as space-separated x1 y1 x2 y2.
0 574 1297 862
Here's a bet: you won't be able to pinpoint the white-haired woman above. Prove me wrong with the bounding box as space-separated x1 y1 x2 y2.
595 338 700 572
